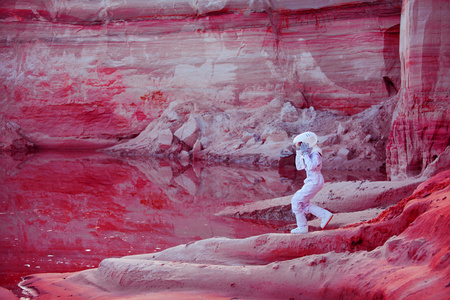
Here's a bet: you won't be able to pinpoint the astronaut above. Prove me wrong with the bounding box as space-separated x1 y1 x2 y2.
290 132 333 234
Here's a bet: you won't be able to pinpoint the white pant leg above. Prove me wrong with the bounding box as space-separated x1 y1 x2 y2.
308 204 330 219
291 174 325 229
294 212 308 227
291 181 321 214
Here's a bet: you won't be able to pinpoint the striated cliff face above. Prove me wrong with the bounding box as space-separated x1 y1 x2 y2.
0 0 447 178
386 0 450 180
1 2 400 150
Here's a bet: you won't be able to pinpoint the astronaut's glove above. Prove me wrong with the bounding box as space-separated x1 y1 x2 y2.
300 142 311 156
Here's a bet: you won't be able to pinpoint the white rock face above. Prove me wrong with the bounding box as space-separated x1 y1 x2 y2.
280 102 299 122
337 148 351 160
174 119 199 149
157 129 173 149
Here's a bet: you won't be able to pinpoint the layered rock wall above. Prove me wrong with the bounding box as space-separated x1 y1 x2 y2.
1 0 447 179
386 0 450 180
0 0 401 149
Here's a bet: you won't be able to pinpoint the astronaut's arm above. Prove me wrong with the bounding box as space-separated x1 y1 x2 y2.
295 151 305 170
303 152 321 170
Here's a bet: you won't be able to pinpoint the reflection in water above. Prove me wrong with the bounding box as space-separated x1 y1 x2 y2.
0 151 385 295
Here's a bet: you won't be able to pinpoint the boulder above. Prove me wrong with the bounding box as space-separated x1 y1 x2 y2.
337 148 351 160
262 129 288 144
157 129 173 150
192 139 202 159
0 117 34 154
280 102 299 122
174 119 199 149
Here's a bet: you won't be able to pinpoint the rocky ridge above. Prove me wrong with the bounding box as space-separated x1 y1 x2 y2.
19 170 450 299
106 96 397 172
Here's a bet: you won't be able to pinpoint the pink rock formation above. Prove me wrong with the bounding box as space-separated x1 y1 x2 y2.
0 0 401 150
1 0 449 297
0 116 34 154
386 0 450 180
20 170 450 299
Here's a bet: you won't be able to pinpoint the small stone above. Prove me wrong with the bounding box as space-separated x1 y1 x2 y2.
179 150 190 164
337 148 351 160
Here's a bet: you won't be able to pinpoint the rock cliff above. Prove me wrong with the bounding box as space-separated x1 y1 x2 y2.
0 0 408 170
386 0 450 180
0 1 447 174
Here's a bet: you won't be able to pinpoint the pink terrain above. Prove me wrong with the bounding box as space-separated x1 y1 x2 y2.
12 170 450 299
0 0 449 298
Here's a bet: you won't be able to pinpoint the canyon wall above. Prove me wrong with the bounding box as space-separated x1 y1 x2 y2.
0 1 400 147
0 0 448 178
386 0 450 180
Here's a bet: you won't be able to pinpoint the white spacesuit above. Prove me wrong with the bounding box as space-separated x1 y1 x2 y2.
290 132 333 234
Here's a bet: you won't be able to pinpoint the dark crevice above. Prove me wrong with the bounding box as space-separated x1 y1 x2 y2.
383 76 398 96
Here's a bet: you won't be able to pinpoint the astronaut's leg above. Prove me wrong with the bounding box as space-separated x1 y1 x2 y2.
291 196 309 234
308 204 333 229
294 212 307 227
291 211 308 233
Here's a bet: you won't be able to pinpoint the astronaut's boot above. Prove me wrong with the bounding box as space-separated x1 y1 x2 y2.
309 205 333 229
291 213 308 234
291 226 308 234
320 211 333 229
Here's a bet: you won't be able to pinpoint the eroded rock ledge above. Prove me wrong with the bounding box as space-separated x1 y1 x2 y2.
21 170 450 299
216 178 423 225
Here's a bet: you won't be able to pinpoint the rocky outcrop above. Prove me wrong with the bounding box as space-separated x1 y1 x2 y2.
20 170 450 299
0 116 34 154
106 96 396 171
386 0 450 180
216 178 423 224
